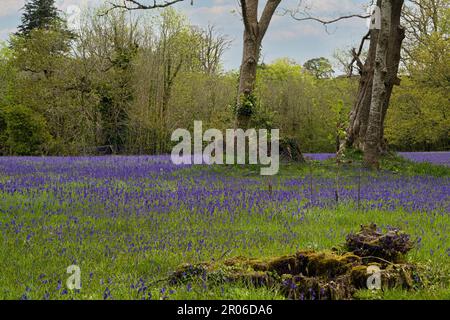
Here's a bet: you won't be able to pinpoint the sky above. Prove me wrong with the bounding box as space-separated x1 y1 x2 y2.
0 0 372 71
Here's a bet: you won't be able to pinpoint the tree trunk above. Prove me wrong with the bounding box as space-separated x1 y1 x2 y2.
364 0 392 168
344 0 404 165
236 28 260 129
380 0 405 149
235 0 281 129
346 27 379 150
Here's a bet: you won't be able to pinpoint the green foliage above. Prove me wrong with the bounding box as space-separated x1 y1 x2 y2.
259 57 302 79
126 8 212 154
167 71 236 135
1 105 52 155
0 108 7 155
7 25 84 155
303 57 334 79
235 93 257 117
387 0 450 152
10 25 72 76
84 10 139 153
255 59 356 152
0 44 17 106
409 31 450 88
339 147 364 162
250 107 276 130
386 79 449 151
0 5 447 155
405 1 449 89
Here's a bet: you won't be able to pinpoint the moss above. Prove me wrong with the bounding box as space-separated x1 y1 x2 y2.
351 265 369 288
381 264 416 290
301 251 361 278
168 225 421 300
281 274 356 300
266 255 300 275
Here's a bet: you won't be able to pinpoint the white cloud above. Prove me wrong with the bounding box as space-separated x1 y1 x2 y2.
0 27 15 39
267 23 325 42
55 0 101 10
0 0 24 18
189 4 236 16
309 0 363 13
0 0 101 18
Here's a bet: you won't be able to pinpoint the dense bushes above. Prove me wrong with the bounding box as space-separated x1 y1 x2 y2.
0 105 52 155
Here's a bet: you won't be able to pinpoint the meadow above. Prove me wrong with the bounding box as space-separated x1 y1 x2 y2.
0 153 449 300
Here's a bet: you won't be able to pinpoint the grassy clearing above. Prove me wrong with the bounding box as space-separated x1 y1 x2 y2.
0 158 449 300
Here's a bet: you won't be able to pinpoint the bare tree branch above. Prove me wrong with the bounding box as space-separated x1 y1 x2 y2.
101 0 189 15
349 30 371 76
259 0 282 39
290 12 370 25
281 4 371 34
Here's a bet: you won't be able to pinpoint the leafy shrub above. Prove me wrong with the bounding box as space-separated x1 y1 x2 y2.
2 105 52 155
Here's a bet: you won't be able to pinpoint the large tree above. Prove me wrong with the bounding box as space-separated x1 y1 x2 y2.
303 57 334 79
364 0 394 167
17 0 61 37
347 0 405 168
290 0 405 168
235 0 282 129
106 0 282 129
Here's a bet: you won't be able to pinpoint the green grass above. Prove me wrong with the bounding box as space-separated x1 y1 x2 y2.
0 158 449 300
338 148 450 177
355 287 450 300
0 200 448 299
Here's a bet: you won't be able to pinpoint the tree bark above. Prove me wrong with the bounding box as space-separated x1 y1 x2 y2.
364 0 392 168
235 0 281 129
346 27 379 150
380 0 405 148
236 25 260 129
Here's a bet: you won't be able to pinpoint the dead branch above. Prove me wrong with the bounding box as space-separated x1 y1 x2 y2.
101 0 189 15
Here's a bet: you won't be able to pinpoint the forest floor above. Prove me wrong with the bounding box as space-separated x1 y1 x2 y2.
0 153 449 300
